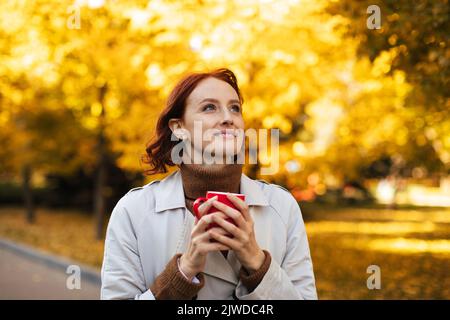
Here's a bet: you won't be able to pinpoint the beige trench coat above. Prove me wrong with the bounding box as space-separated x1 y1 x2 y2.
100 170 318 300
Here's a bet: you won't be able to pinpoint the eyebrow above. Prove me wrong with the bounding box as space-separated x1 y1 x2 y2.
198 98 240 105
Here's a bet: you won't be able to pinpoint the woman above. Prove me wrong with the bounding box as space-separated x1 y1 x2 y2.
101 68 317 300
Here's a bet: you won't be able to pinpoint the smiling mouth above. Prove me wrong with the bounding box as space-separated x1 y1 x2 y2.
213 130 237 138
215 133 236 138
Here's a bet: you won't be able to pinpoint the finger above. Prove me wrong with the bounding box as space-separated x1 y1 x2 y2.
202 242 231 253
210 211 228 221
191 232 231 253
192 213 215 235
210 215 242 239
208 226 229 236
208 229 240 250
192 212 228 236
226 193 251 222
211 200 246 227
191 227 225 248
198 196 219 216
193 229 214 243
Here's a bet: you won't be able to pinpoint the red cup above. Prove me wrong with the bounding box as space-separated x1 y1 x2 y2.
193 191 245 230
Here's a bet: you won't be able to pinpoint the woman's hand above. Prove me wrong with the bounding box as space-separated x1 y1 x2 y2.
208 194 266 273
179 196 231 280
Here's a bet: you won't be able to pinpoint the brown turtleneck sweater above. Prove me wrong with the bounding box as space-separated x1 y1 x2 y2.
149 163 272 300
181 163 243 214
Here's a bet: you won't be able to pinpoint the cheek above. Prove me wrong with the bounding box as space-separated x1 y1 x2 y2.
182 116 209 138
236 117 245 129
199 119 217 140
184 118 215 146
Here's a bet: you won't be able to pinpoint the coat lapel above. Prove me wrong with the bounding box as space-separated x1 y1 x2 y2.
203 251 239 285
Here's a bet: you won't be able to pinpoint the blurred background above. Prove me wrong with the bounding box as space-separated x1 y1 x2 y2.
0 0 448 299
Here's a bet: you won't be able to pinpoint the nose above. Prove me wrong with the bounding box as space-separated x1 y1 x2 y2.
220 107 233 126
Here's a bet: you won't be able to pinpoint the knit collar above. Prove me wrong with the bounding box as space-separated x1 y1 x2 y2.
179 163 243 201
153 170 269 213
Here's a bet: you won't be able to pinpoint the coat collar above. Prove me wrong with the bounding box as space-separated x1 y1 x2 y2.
154 170 269 213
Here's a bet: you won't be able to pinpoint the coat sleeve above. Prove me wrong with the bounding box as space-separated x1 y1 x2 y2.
100 198 155 300
235 193 318 300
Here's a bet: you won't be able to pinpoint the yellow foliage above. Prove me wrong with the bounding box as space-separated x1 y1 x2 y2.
0 0 443 185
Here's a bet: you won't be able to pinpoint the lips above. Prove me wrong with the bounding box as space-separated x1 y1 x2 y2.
213 129 237 138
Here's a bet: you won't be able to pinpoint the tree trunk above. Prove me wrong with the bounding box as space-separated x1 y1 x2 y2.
94 138 106 240
94 84 108 240
22 165 34 224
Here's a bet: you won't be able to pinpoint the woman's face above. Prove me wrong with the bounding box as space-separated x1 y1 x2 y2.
169 77 245 164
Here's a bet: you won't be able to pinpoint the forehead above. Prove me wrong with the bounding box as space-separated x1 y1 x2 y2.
186 77 240 105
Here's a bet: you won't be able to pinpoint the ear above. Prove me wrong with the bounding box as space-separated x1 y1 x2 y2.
168 118 185 140
168 118 181 132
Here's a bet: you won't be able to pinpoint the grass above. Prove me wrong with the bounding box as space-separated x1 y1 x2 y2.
0 207 105 268
0 205 449 299
304 204 450 299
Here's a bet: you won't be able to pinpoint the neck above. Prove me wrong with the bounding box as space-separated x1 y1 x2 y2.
180 163 243 213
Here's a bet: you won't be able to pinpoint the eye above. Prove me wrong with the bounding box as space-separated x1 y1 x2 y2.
230 104 241 113
202 104 216 111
